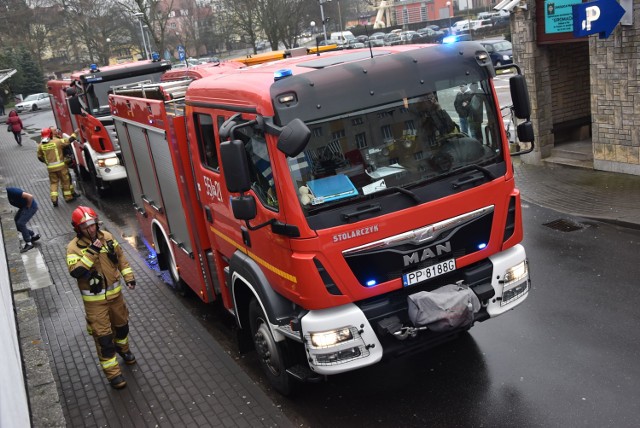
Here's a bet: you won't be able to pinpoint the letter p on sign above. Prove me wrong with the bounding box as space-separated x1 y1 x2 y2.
582 6 600 31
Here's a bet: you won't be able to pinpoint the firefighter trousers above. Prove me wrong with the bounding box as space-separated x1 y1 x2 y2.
84 292 132 381
48 166 73 203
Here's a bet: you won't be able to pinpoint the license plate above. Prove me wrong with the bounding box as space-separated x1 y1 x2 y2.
403 259 456 287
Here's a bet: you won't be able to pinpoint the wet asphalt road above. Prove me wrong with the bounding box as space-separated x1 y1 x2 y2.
24 109 640 428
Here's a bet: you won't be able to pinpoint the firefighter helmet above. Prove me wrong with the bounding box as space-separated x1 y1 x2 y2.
72 206 99 234
41 127 53 142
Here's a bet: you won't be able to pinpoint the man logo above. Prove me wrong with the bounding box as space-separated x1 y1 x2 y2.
403 242 452 267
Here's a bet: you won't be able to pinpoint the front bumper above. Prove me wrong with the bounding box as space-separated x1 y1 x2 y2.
299 244 529 375
95 164 127 182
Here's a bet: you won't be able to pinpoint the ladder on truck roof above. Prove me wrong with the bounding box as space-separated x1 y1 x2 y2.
111 79 192 116
111 79 191 102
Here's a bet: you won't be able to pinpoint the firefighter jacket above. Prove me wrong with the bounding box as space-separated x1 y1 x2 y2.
37 134 76 172
66 229 135 302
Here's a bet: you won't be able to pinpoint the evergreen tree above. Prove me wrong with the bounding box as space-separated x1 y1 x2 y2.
17 47 45 95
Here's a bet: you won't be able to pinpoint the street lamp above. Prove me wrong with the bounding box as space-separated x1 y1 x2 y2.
446 1 452 35
310 21 320 55
105 38 111 65
133 12 150 60
319 0 330 42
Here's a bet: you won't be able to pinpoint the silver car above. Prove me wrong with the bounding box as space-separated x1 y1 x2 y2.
15 93 51 112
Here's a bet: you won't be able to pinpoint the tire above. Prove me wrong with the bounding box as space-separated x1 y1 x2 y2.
248 299 294 395
32 104 38 111
85 151 106 196
158 236 189 297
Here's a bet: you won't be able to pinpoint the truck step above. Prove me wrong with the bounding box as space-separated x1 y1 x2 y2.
286 364 324 383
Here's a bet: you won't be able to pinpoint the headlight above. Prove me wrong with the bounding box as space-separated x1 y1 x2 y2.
503 260 527 284
503 55 510 61
97 157 119 167
309 327 353 348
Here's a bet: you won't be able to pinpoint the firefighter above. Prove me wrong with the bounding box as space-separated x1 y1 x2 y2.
51 127 81 198
37 128 78 206
66 206 137 389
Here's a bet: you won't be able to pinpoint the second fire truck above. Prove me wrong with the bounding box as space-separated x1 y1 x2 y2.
109 43 534 394
48 59 171 194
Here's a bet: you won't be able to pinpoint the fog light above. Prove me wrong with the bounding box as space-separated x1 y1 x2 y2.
315 346 362 364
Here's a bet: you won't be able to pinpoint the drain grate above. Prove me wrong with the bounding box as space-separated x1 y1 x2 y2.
543 218 584 232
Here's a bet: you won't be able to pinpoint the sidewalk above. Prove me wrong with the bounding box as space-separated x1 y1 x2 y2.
0 125 293 426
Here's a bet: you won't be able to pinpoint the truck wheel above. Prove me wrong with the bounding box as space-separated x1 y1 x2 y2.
248 299 294 395
158 236 188 297
85 152 106 196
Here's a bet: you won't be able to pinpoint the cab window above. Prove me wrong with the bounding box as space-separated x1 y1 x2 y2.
194 113 218 170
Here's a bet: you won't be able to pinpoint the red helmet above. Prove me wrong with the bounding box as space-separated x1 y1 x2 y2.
71 206 99 233
41 128 53 140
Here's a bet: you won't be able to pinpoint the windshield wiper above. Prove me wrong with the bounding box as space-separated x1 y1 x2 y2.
450 164 496 189
371 186 421 204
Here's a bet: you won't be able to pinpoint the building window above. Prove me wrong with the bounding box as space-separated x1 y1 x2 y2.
356 132 367 149
381 125 393 141
352 117 364 126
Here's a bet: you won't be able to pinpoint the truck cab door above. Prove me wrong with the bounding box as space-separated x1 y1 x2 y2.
190 110 297 304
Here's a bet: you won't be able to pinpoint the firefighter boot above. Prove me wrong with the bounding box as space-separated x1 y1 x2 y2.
109 374 127 389
118 351 137 365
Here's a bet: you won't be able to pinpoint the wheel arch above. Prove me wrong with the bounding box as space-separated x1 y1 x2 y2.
150 220 174 270
229 251 293 335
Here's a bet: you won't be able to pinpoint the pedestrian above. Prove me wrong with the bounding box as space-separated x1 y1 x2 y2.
454 84 472 134
468 83 487 141
6 187 40 253
37 127 78 206
419 92 458 146
0 93 5 116
51 127 81 198
66 206 137 390
6 110 24 146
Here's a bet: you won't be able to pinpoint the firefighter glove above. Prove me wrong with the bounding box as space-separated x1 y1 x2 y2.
126 280 136 290
89 239 102 254
89 271 104 294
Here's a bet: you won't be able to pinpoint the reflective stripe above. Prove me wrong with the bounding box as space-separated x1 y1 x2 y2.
114 337 128 346
101 356 118 369
51 191 59 197
47 161 65 169
81 284 122 301
121 267 133 276
80 256 94 268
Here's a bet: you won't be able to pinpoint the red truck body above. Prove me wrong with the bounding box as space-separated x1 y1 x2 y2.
110 44 532 394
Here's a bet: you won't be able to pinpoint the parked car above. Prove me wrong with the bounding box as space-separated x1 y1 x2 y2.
383 33 402 46
344 39 365 49
400 31 423 43
368 34 386 47
417 27 446 43
479 39 513 67
15 93 50 112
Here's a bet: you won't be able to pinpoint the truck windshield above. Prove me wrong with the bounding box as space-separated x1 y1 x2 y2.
288 79 503 210
84 71 166 115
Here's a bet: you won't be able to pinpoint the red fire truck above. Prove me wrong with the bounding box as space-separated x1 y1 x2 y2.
47 60 171 194
109 43 534 394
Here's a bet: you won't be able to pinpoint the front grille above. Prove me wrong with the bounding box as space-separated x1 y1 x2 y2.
344 211 494 286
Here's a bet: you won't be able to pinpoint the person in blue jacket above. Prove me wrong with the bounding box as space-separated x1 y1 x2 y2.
6 187 40 252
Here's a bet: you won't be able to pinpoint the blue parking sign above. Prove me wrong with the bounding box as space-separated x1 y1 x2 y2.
177 45 186 61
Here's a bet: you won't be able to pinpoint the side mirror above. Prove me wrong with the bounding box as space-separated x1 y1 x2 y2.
510 74 531 120
509 121 535 156
220 140 252 193
230 195 257 220
277 118 311 157
68 96 82 115
219 113 241 140
517 121 534 143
